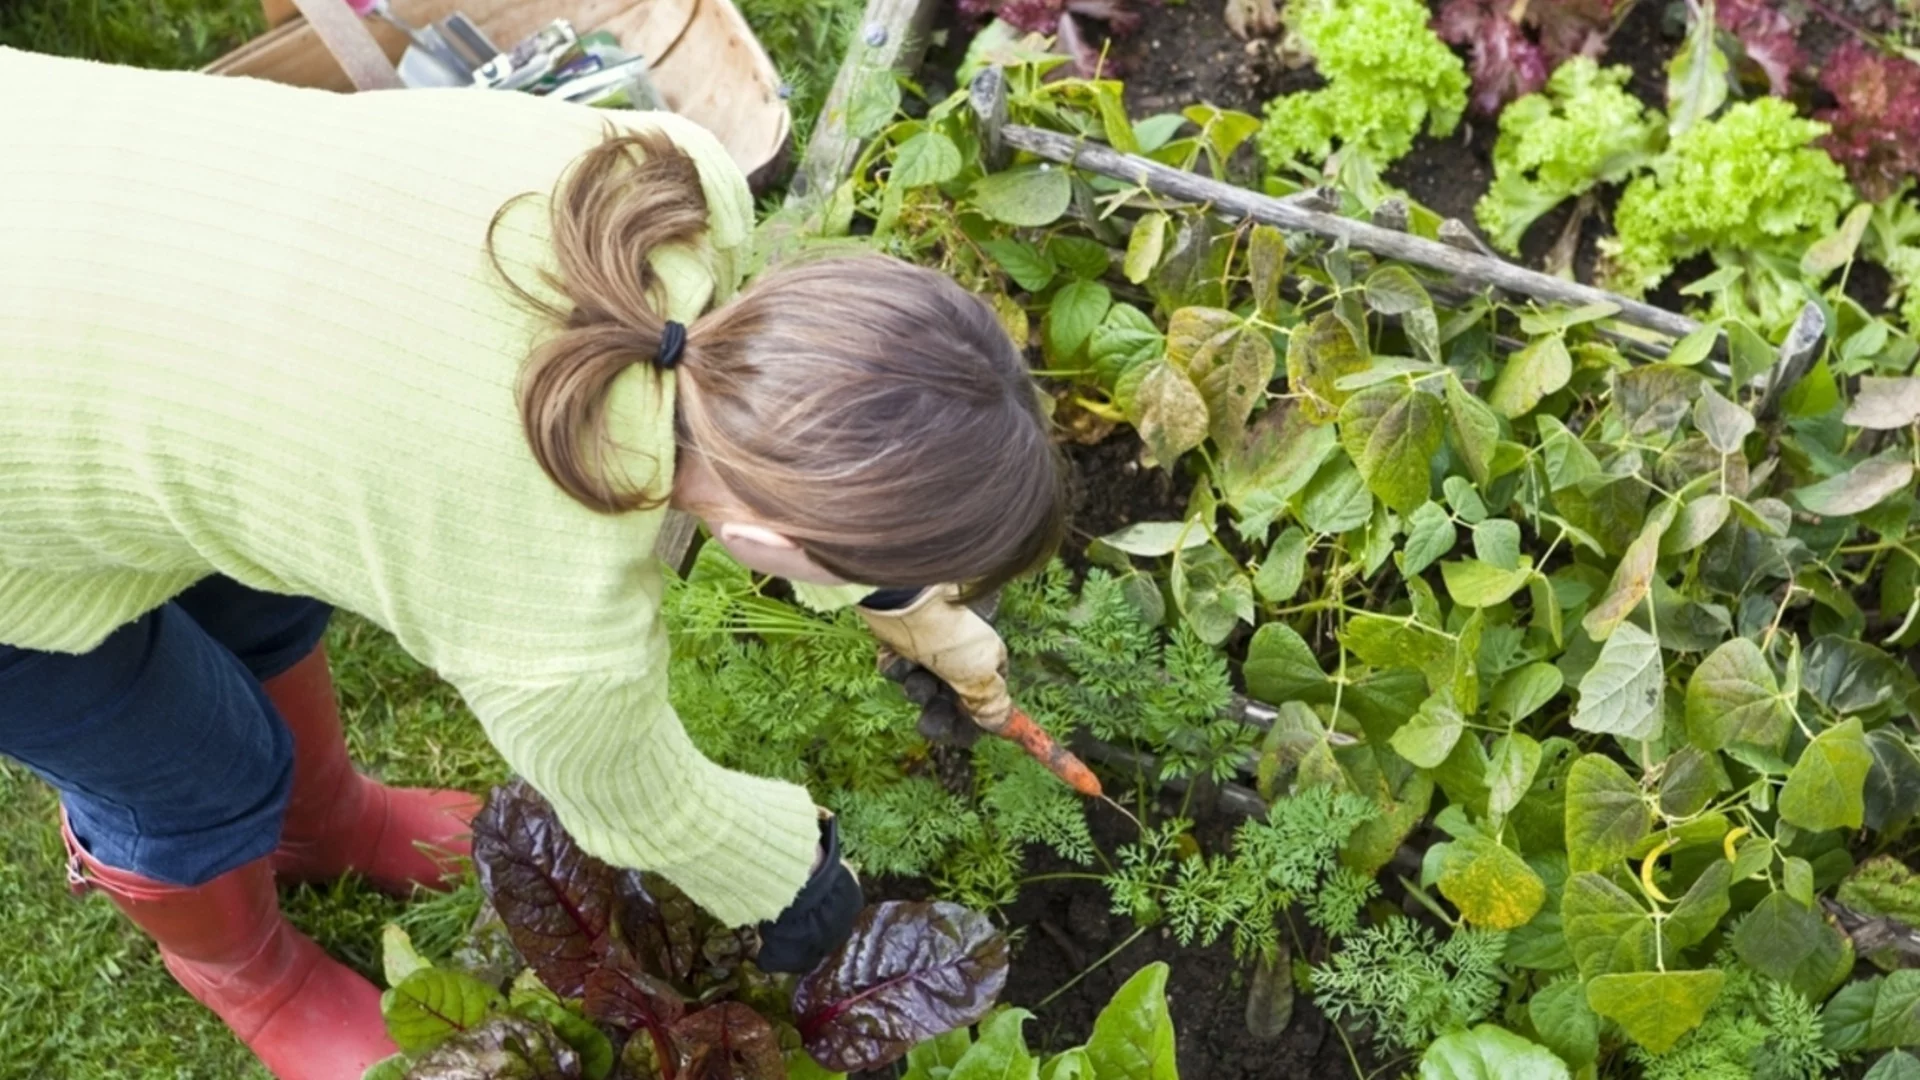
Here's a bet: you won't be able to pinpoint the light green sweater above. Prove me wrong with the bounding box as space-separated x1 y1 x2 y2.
0 48 817 924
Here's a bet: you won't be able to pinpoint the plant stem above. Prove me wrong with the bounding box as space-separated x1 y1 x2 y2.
1033 923 1154 1010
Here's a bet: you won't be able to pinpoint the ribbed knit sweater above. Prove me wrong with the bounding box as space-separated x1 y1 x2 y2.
0 47 817 924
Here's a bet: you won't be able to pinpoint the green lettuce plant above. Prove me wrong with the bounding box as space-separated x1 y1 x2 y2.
1476 58 1663 255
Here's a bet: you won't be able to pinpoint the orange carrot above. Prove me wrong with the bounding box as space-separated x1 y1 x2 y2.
988 706 1103 798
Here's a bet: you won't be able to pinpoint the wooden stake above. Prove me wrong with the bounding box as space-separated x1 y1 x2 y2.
970 71 1702 341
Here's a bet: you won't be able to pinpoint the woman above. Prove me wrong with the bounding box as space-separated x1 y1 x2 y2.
0 46 1062 1079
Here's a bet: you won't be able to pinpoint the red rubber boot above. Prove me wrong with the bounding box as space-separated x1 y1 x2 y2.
265 644 481 894
64 820 399 1079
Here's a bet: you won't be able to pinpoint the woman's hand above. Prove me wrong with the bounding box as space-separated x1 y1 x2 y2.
856 586 1012 731
755 812 862 974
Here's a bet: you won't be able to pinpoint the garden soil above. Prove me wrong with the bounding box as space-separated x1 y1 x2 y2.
861 795 1381 1079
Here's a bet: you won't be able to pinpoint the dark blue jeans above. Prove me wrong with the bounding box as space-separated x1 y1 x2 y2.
0 577 331 886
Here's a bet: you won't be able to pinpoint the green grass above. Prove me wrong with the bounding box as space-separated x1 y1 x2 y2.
0 617 503 1080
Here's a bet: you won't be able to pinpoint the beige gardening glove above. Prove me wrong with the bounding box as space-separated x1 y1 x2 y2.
856 585 1014 733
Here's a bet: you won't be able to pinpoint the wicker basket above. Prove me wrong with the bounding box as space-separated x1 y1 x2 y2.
204 0 792 189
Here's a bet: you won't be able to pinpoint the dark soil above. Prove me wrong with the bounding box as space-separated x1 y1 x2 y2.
859 798 1382 1079
1061 436 1193 551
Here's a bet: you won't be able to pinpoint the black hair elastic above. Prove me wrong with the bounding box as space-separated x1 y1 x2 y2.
654 320 687 370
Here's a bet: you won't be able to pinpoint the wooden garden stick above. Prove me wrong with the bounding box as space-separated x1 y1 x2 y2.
968 70 1701 341
788 0 941 206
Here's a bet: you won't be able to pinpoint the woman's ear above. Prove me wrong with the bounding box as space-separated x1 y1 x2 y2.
715 522 801 550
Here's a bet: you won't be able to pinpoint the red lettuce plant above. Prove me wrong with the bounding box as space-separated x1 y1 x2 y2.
1716 0 1805 95
364 781 1010 1080
958 0 1145 76
1432 0 1614 116
1818 39 1920 202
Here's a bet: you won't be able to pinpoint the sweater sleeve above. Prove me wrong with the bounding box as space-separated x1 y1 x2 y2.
452 661 819 926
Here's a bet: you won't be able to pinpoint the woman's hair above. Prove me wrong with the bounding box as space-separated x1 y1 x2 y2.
488 130 1065 595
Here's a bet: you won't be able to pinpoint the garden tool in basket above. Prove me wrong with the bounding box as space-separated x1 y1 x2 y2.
868 590 1104 799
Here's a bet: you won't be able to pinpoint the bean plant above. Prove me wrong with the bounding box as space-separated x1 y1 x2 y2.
750 38 1920 1077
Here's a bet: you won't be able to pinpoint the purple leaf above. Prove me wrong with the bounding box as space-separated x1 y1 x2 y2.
1717 0 1805 96
1529 0 1613 65
1818 40 1920 202
615 871 756 994
472 781 619 1000
1434 0 1548 116
671 1004 787 1080
793 901 1010 1073
582 946 688 1034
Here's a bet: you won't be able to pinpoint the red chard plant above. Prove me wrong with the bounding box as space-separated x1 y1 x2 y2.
957 0 1146 76
362 781 1010 1080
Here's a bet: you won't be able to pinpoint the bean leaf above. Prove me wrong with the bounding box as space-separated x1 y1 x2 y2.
1693 386 1754 453
1562 871 1655 978
1436 836 1547 930
1565 754 1651 873
1392 689 1466 769
1216 400 1339 541
1527 979 1598 1070
1129 361 1211 467
1046 281 1112 361
1846 376 1920 430
1488 734 1544 819
1733 892 1852 1001
1571 623 1665 741
796 901 1010 1072
1488 335 1571 419
1442 558 1534 608
890 132 962 188
1124 212 1169 284
1581 506 1671 641
1339 382 1444 514
1403 502 1459 575
1245 623 1329 704
1492 663 1563 725
969 166 1072 227
472 781 619 999
1685 637 1791 752
1255 527 1308 603
1287 313 1369 422
1793 456 1916 518
1779 718 1873 832
1586 969 1725 1054
982 239 1056 292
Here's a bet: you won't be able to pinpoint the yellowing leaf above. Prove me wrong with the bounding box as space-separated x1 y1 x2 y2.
1488 335 1571 419
1287 313 1368 422
1124 212 1169 284
1130 362 1210 468
1437 836 1547 929
1582 503 1672 641
1586 969 1725 1054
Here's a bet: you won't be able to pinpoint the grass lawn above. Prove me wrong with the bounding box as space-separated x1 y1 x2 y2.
0 617 504 1080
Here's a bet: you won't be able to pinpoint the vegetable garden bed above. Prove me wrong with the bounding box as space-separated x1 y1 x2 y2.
384 0 1920 1077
